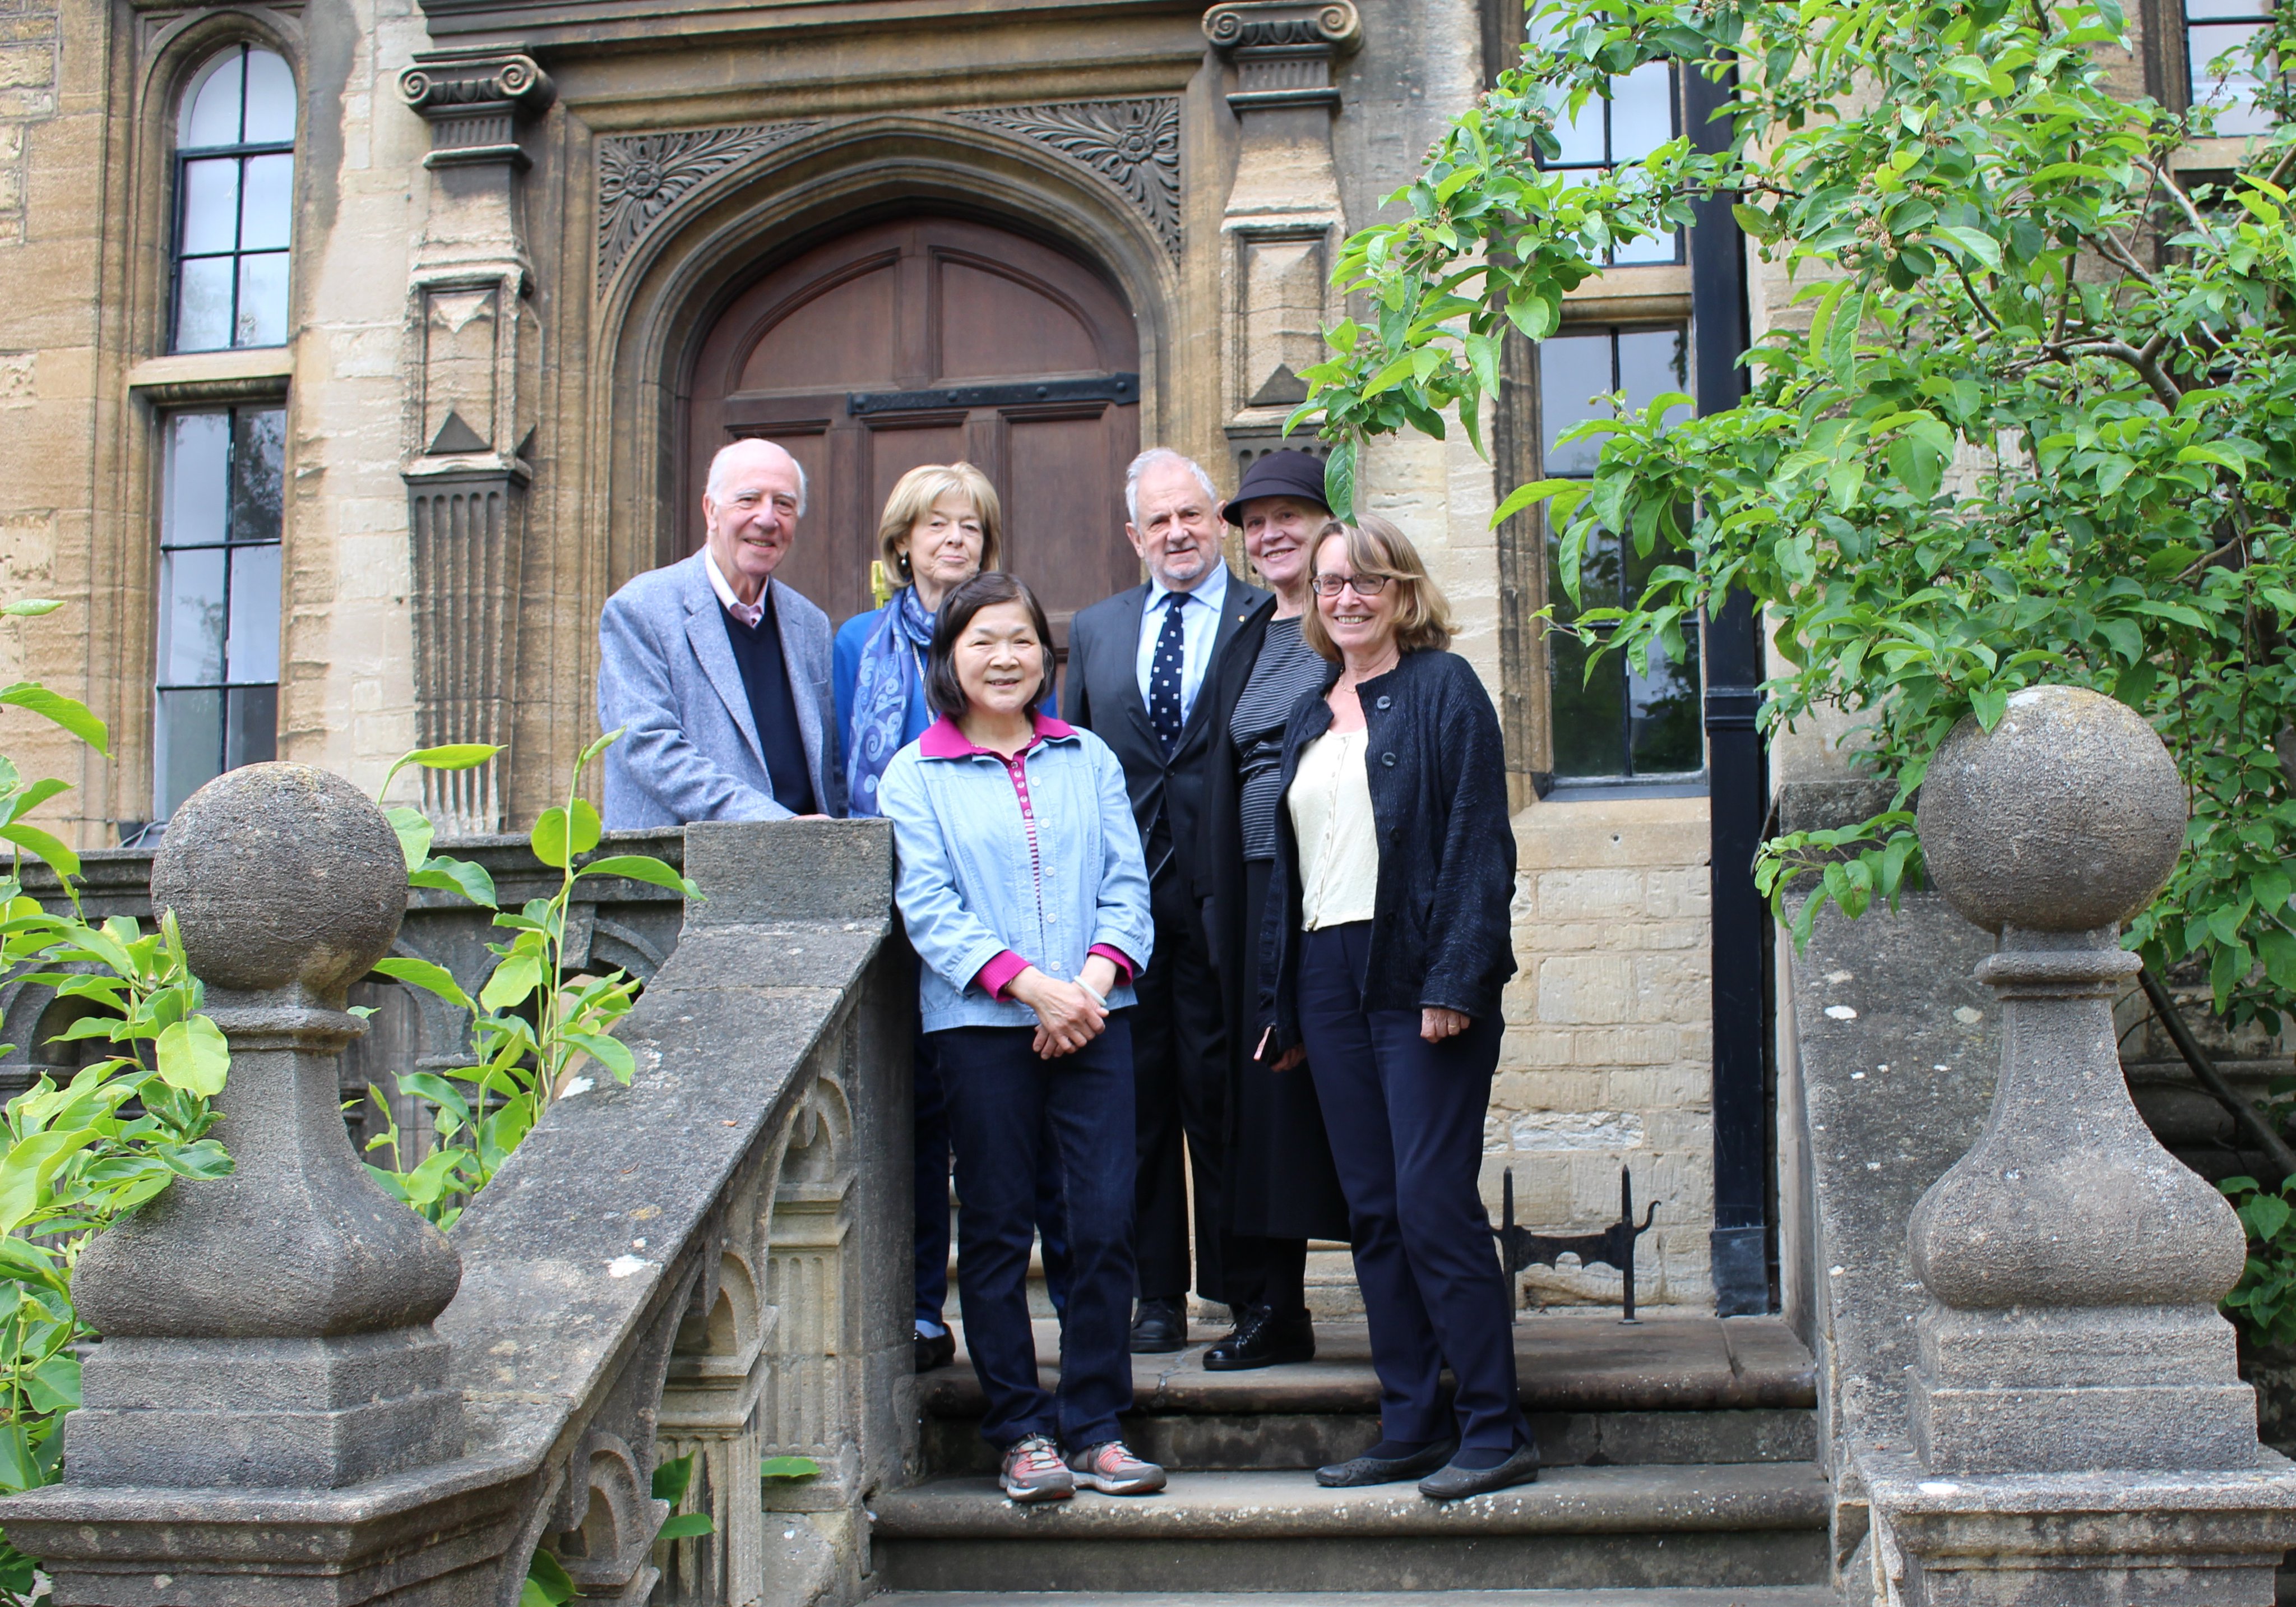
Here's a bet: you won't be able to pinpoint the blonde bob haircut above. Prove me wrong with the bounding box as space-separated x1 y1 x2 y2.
877 462 1004 584
1302 513 1455 662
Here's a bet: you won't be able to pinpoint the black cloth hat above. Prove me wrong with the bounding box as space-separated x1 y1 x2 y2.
1221 449 1332 526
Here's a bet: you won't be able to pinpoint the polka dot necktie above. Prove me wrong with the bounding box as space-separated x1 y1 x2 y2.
1150 590 1190 756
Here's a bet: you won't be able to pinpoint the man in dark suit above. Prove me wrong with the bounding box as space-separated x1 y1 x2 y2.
1066 447 1267 1352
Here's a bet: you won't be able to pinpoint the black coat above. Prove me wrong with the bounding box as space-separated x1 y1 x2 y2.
1195 596 1351 1242
1065 575 1269 885
1258 648 1519 1052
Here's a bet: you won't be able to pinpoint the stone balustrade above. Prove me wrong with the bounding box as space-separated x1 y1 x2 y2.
0 766 911 1607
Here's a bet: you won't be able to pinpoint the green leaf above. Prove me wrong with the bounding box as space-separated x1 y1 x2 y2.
760 1454 821 1481
0 823 77 881
654 1452 699 1503
656 1513 717 1540
1322 440 1357 523
574 856 700 900
1970 687 2008 731
524 1549 578 1606
1934 225 2002 274
22 1351 80 1413
562 1029 637 1086
410 855 500 909
0 600 61 617
154 1014 229 1096
387 805 436 873
531 801 604 871
2249 1190 2294 1243
0 683 107 755
373 957 476 1013
480 951 543 1013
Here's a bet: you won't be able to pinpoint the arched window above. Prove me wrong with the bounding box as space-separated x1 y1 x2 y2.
171 44 296 352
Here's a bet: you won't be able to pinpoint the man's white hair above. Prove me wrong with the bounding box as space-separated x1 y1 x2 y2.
706 438 809 516
1124 447 1220 526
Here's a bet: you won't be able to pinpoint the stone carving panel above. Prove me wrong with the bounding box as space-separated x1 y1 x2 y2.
953 99 1182 258
596 123 820 285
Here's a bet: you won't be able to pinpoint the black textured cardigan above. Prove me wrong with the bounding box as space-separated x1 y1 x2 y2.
1256 646 1518 1051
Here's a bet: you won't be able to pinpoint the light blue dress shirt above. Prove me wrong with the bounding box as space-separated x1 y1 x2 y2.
1132 560 1230 724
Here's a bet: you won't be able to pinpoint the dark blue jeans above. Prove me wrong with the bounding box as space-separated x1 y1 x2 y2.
935 1018 1136 1451
1298 922 1527 1454
914 1031 1073 1329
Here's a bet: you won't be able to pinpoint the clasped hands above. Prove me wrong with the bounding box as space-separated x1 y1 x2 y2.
1010 953 1123 1060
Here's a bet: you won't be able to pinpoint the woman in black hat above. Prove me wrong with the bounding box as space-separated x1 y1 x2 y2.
1193 448 1353 1370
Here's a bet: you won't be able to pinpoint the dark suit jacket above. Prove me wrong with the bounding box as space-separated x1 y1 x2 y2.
1064 571 1269 888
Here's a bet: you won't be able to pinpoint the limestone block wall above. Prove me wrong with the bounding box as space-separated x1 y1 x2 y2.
1498 796 1716 1308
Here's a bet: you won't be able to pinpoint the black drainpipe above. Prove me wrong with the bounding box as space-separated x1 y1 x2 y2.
1683 62 1772 1318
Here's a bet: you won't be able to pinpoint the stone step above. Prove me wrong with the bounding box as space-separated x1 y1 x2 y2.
879 1592 1841 1606
869 1463 1834 1594
922 1314 1818 1473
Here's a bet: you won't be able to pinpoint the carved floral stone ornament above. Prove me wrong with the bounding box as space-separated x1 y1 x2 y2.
953 99 1183 258
596 122 821 284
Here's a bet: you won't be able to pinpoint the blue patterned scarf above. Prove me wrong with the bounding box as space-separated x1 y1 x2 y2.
845 585 936 818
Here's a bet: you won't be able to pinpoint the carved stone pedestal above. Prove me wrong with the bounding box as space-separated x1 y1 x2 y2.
1864 687 2296 1604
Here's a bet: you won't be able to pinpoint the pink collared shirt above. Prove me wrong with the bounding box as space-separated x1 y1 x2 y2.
920 712 1138 999
703 547 768 629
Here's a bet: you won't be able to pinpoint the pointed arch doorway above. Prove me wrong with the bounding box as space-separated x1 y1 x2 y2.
684 214 1144 657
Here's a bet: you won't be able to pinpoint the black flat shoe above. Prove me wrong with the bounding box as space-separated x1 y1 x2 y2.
913 1328 955 1373
1314 1436 1458 1488
1202 1304 1314 1371
1418 1443 1541 1501
1130 1296 1186 1354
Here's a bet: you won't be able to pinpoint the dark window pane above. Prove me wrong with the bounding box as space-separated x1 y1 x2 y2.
225 543 280 682
164 412 229 548
1548 626 1627 777
235 252 289 347
225 685 278 770
180 50 243 150
175 257 234 352
179 158 239 255
155 687 223 820
240 50 297 145
238 153 293 251
1610 61 1674 161
158 548 227 687
1539 333 1613 476
1616 327 1691 418
231 407 285 543
1628 641 1702 772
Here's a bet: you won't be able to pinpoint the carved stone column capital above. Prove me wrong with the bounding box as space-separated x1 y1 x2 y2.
399 46 556 170
1203 1 1362 112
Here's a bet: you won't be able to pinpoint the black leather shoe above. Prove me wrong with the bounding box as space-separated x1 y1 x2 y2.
1315 1437 1458 1488
1418 1443 1541 1501
913 1327 955 1373
1202 1304 1315 1371
1130 1296 1186 1354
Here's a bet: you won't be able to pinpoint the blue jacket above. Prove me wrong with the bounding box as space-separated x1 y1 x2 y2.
596 552 844 828
879 713 1155 1033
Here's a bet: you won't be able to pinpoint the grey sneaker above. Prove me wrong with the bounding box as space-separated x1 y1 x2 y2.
1066 1439 1166 1495
999 1434 1075 1503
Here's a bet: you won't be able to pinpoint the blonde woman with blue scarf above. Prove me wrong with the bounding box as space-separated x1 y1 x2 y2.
832 462 1069 1375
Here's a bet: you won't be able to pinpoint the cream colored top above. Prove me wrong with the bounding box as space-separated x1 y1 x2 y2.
1290 728 1380 930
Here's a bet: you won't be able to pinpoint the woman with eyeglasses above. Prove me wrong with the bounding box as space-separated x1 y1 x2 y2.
1256 515 1533 1500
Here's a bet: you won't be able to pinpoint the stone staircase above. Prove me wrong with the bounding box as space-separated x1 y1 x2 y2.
872 1311 1837 1604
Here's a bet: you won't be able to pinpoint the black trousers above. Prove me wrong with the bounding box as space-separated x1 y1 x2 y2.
1299 921 1527 1453
1131 869 1235 1303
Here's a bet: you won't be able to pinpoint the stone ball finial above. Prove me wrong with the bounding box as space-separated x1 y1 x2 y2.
1915 685 2185 935
149 763 406 1003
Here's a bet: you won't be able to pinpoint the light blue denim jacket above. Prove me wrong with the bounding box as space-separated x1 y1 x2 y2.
878 714 1154 1033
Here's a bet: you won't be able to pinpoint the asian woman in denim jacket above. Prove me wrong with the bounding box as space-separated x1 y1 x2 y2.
876 571 1163 1506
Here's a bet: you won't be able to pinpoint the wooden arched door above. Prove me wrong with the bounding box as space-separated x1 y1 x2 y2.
685 215 1143 653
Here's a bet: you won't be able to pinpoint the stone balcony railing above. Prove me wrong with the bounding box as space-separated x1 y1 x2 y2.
0 781 914 1607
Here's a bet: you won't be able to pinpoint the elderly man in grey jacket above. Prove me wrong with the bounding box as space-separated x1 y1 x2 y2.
598 437 844 826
